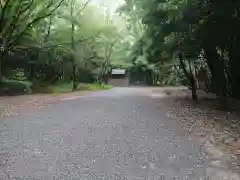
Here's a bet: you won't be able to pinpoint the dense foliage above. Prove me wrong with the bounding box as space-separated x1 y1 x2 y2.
119 0 240 102
0 0 130 93
2 0 240 105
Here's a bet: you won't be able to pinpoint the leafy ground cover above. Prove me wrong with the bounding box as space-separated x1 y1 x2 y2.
0 81 112 118
163 88 240 171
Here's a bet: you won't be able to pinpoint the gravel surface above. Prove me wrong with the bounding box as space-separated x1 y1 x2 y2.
0 87 239 180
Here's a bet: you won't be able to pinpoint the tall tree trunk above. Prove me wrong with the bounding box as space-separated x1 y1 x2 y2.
0 56 2 84
100 60 107 84
70 0 77 91
0 38 7 84
72 62 78 90
190 74 198 100
179 51 198 100
193 62 199 89
188 59 198 100
203 43 228 108
228 39 240 99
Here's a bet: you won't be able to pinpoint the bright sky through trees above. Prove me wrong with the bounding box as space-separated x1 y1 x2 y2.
90 0 124 16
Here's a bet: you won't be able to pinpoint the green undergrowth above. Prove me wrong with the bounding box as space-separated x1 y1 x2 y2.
32 82 113 95
0 78 113 96
78 83 112 91
0 79 32 96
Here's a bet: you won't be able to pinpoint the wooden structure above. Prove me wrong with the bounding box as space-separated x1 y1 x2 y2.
107 69 129 87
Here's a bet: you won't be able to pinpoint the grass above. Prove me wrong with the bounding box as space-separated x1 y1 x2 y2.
78 83 112 91
30 82 112 95
38 83 111 95
0 79 113 96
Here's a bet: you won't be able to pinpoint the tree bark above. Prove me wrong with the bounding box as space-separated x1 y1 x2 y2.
203 43 228 108
190 75 198 100
0 39 7 84
178 51 198 100
70 0 78 91
71 62 78 91
0 56 2 84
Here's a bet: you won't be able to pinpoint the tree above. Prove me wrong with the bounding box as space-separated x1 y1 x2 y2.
0 0 65 82
0 0 134 95
118 0 240 104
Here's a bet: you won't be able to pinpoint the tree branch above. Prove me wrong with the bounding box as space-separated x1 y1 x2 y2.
7 0 34 42
9 0 64 46
43 15 53 43
0 0 11 31
76 0 91 16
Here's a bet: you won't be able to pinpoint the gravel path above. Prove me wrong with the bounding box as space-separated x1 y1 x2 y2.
0 87 239 180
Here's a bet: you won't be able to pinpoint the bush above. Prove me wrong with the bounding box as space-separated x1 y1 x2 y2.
0 79 32 96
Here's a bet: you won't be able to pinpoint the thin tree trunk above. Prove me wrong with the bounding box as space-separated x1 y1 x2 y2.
179 52 198 100
0 56 2 84
178 52 189 80
70 0 78 91
100 60 107 84
188 59 198 100
0 39 8 84
190 75 198 100
72 62 78 90
193 62 199 89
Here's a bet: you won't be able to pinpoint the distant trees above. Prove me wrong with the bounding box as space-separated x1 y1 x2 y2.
0 0 129 92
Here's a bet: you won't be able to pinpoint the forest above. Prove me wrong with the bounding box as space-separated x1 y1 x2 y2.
1 0 240 105
0 0 132 94
119 0 240 104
